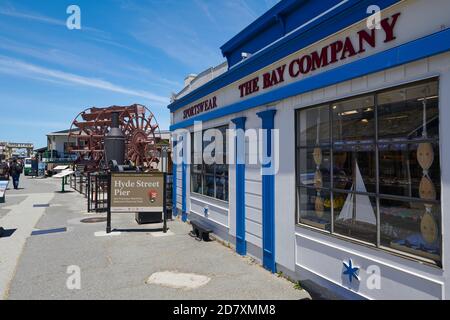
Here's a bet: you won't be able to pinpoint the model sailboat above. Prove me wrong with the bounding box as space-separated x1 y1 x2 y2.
336 161 376 225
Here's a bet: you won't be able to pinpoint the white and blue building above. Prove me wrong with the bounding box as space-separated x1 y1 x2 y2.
168 0 450 299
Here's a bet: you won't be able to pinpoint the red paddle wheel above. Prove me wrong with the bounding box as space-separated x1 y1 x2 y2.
68 104 161 171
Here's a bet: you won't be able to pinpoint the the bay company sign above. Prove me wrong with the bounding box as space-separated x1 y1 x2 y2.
238 12 400 98
178 11 401 121
110 172 164 213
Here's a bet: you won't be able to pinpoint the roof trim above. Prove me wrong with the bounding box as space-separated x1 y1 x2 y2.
167 0 401 113
220 0 307 56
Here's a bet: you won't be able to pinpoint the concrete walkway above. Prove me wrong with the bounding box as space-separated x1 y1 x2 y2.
0 177 56 299
1 177 310 300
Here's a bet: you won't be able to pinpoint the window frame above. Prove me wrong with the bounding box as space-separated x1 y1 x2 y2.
294 78 442 267
190 125 229 203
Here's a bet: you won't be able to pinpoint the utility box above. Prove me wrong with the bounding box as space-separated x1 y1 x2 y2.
135 212 164 225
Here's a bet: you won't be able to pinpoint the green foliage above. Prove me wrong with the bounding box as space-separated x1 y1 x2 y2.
294 281 303 291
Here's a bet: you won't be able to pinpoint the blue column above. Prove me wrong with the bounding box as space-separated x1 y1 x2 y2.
256 109 277 273
182 163 187 222
172 162 178 217
231 117 247 256
181 133 188 222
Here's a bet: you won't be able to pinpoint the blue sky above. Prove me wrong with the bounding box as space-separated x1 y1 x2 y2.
0 0 278 148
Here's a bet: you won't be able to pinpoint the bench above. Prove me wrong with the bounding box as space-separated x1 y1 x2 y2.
189 219 213 241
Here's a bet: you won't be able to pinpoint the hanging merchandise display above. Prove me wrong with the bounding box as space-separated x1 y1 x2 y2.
417 143 434 171
417 90 438 245
421 205 438 244
419 176 436 201
314 113 324 219
313 147 323 165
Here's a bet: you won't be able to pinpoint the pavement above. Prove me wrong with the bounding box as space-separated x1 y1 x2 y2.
0 176 310 300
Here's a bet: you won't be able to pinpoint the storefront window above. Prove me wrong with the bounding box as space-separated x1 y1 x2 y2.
297 147 331 189
332 145 376 193
377 82 439 141
297 105 330 147
191 126 229 201
333 191 377 244
296 79 441 265
332 95 375 143
297 187 332 230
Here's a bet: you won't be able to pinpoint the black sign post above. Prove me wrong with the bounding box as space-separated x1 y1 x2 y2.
106 173 112 234
163 173 167 233
106 172 167 234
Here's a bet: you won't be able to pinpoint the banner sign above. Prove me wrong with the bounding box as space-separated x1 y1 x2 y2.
110 172 165 213
6 143 34 149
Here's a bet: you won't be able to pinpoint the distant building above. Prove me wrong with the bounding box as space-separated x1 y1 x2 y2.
33 146 48 161
0 142 5 160
45 129 80 162
0 141 34 160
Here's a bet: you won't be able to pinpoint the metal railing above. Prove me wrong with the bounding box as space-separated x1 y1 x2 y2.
87 173 109 213
69 173 88 196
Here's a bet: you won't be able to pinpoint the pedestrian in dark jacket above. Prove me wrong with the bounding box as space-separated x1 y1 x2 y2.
9 159 23 189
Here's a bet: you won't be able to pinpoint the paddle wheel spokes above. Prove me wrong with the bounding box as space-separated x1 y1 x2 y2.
68 104 161 171
120 104 160 168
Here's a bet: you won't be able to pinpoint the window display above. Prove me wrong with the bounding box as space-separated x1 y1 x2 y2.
296 79 441 264
191 126 229 201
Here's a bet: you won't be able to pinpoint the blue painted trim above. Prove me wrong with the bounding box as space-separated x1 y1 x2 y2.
257 110 276 273
231 116 247 256
223 0 351 68
170 28 450 131
181 134 188 222
181 162 187 222
220 0 307 55
168 0 400 112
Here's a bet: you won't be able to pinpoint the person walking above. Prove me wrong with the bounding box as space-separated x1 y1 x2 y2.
9 159 23 190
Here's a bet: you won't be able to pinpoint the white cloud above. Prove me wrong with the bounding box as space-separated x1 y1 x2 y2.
0 56 169 105
130 16 222 71
194 0 216 24
0 35 181 92
0 6 65 26
0 117 64 129
0 4 129 52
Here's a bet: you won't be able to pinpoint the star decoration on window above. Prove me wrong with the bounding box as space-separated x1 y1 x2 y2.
343 259 360 283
